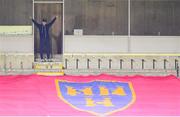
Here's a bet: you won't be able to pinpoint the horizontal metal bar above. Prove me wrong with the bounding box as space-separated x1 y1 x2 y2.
34 1 63 4
64 53 180 56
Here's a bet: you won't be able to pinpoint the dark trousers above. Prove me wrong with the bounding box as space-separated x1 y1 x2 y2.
40 40 51 60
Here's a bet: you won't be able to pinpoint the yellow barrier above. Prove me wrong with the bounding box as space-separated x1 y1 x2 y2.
36 72 65 76
34 63 64 70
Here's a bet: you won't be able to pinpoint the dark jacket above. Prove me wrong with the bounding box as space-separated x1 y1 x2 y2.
32 17 56 42
32 17 56 53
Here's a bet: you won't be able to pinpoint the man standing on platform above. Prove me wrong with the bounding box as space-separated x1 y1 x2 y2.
31 16 57 62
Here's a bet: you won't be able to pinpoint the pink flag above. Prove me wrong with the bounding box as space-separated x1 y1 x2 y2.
0 74 180 116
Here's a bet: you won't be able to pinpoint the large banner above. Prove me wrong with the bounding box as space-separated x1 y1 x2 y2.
0 74 180 116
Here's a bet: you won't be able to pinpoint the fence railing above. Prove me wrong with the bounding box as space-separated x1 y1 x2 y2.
0 53 180 77
64 57 180 77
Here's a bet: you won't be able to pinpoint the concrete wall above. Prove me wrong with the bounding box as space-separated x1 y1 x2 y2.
130 36 180 53
0 35 180 75
0 53 34 70
64 35 128 53
0 35 33 53
64 35 180 53
0 35 34 70
1 35 180 54
1 34 180 54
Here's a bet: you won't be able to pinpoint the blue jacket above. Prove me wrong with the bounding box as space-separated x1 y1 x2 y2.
32 17 56 42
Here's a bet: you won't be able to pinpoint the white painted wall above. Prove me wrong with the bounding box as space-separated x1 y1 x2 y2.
64 35 180 53
0 35 180 54
64 36 129 53
0 35 33 53
130 36 180 53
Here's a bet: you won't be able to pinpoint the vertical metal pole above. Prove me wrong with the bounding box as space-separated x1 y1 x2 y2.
128 0 131 52
87 59 90 69
62 0 65 54
131 59 133 69
50 64 53 69
65 58 68 69
98 59 101 69
120 59 123 69
175 59 179 77
21 61 23 70
153 59 156 69
76 59 79 69
164 59 167 70
4 63 6 72
46 64 49 69
175 59 178 70
32 0 35 62
109 59 112 69
177 64 179 78
9 62 12 71
4 54 6 72
142 59 145 70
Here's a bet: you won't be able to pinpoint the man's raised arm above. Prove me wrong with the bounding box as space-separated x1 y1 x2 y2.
31 17 40 27
47 16 57 27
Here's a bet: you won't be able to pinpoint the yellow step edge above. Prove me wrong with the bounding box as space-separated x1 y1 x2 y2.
36 72 65 76
34 64 64 70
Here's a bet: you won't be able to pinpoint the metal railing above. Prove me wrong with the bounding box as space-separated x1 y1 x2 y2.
0 53 179 77
63 57 179 78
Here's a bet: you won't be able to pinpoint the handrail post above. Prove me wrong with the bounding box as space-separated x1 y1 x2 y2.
109 59 112 69
20 61 23 70
98 59 101 69
175 59 179 78
4 63 6 72
87 59 90 69
131 59 134 70
153 59 156 69
9 62 12 71
65 59 68 69
175 59 178 70
50 64 53 69
142 59 145 70
76 59 79 69
164 59 167 70
120 59 123 69
177 64 179 78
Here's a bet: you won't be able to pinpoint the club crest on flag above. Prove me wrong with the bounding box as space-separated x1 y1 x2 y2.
55 80 136 116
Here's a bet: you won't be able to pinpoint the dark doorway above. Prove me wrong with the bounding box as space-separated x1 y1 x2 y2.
34 3 63 62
